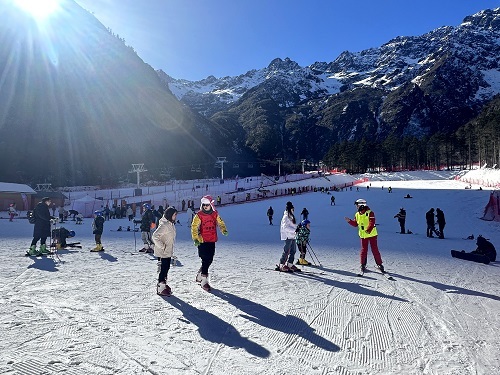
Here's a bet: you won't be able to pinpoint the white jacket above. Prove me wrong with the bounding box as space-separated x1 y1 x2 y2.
152 217 176 258
280 211 297 240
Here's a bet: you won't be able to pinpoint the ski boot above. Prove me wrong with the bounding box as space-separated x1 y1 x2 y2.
91 244 104 252
195 268 202 283
297 257 311 265
157 281 172 296
360 264 367 274
200 274 211 291
288 263 301 272
27 245 40 256
376 264 385 273
39 244 51 255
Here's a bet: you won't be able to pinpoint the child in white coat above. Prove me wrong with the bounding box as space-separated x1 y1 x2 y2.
152 207 178 296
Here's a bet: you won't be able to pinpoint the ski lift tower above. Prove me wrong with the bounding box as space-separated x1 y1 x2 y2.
215 157 227 181
276 158 283 176
300 159 306 174
129 163 147 189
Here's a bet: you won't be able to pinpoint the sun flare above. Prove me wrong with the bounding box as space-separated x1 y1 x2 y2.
13 0 61 20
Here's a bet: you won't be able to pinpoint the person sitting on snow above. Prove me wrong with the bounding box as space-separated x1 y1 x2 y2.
471 235 496 262
51 227 76 249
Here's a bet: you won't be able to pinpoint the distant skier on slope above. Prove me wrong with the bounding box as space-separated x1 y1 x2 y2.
345 198 385 274
191 195 228 291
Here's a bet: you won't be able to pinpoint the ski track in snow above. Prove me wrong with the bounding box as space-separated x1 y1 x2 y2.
1 172 499 374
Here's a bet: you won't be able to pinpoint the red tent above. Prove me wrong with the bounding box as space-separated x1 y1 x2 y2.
481 191 500 222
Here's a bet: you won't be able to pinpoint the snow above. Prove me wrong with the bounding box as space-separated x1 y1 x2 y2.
1 170 499 375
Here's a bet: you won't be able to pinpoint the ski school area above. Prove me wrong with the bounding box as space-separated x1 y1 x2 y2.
0 169 499 375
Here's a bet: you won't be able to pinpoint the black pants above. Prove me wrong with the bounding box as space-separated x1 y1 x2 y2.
438 224 445 238
298 243 307 257
398 220 405 234
31 236 47 246
158 257 171 282
198 242 216 274
94 233 102 244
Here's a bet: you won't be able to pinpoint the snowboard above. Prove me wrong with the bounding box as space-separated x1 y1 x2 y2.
451 250 490 264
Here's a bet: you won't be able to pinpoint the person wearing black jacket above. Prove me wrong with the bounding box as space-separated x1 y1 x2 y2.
425 208 436 237
28 197 53 256
267 206 274 225
435 208 446 239
394 208 406 234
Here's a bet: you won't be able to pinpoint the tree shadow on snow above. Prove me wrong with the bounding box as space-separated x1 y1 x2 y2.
390 273 500 301
294 272 408 302
212 289 340 353
27 257 59 272
165 295 270 358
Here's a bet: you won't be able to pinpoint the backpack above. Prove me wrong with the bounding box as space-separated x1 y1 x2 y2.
27 210 36 224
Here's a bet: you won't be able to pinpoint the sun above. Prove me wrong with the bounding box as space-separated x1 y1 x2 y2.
13 0 61 20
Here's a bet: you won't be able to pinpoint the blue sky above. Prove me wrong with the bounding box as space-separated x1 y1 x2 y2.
74 0 500 81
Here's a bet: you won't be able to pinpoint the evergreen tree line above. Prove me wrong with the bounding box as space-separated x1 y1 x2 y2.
322 124 499 173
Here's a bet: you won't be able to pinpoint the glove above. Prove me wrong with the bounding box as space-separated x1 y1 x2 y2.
194 239 201 246
222 230 228 236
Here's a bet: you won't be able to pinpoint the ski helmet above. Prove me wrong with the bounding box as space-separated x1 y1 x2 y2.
94 210 103 216
301 219 310 227
143 203 151 210
68 230 75 237
355 198 367 206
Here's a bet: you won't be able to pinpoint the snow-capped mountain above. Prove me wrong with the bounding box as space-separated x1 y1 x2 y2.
160 8 500 119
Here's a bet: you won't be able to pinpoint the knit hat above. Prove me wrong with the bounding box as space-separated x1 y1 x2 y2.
286 201 294 210
164 206 178 222
200 195 215 211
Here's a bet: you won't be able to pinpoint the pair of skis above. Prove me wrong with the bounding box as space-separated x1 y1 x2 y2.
357 267 395 281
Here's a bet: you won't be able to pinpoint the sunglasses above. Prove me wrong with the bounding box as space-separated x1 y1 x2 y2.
202 203 211 207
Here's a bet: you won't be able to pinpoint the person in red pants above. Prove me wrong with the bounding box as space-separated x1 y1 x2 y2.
345 198 385 274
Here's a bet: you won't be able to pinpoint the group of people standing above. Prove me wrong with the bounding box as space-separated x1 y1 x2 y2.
153 195 227 296
426 208 446 239
277 198 385 274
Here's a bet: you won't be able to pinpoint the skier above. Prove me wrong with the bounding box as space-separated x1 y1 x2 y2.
267 206 274 225
330 195 335 206
278 201 300 272
300 207 309 221
191 195 228 291
426 208 437 237
394 207 406 234
344 198 385 273
28 197 53 256
91 211 105 252
436 208 446 239
296 219 311 265
152 206 178 296
8 203 17 221
139 203 155 253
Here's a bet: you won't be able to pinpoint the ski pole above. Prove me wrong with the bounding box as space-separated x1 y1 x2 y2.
307 242 322 267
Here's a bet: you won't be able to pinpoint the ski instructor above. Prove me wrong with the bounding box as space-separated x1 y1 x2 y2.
344 198 385 274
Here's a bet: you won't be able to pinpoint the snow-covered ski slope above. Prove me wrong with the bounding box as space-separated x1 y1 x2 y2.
1 170 499 375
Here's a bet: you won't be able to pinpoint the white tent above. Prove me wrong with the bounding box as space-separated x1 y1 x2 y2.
481 191 500 221
71 195 103 218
